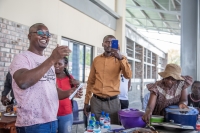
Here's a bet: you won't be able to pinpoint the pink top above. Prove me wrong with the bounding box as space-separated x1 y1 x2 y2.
10 51 58 127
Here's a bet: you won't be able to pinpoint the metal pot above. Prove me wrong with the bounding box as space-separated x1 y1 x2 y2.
165 105 199 129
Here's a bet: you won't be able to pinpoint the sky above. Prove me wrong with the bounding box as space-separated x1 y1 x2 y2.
136 29 180 53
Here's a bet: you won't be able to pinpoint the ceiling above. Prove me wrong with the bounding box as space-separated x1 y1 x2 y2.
126 0 181 35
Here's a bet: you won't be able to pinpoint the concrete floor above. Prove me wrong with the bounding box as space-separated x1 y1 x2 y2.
72 124 86 133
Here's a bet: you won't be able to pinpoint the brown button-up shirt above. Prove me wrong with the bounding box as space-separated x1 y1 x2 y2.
84 54 132 104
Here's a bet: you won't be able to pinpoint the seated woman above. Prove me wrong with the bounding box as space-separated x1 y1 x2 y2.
142 64 193 123
188 81 200 111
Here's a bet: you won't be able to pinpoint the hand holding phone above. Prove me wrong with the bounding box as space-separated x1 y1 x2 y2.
110 40 123 60
69 83 83 100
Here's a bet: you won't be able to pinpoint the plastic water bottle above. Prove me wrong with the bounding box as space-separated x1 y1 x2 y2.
104 113 111 129
87 112 91 125
99 111 105 127
90 113 96 126
196 115 200 132
93 121 101 133
87 120 94 132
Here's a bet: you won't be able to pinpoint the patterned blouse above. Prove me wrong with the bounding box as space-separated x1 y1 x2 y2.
147 76 193 115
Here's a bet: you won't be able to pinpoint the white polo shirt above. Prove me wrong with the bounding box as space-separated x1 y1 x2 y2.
118 74 129 100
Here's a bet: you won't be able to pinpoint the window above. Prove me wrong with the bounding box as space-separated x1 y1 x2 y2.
61 37 93 82
126 38 134 58
128 59 134 78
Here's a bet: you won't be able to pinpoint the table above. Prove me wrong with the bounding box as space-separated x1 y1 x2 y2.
120 126 196 133
0 112 16 133
155 126 196 133
84 124 124 133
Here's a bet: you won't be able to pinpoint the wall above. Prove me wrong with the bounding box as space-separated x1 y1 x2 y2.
0 0 121 109
100 0 116 11
0 18 58 109
0 0 115 50
125 25 167 110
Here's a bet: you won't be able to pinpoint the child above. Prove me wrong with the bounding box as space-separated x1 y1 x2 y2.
188 81 200 112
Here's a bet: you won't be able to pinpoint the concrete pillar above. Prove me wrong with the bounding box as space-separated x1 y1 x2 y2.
197 1 200 80
115 0 126 52
181 0 198 81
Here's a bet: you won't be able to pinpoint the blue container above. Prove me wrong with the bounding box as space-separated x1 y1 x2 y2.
165 105 199 129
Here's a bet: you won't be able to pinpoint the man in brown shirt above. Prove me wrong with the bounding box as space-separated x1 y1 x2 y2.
84 35 132 124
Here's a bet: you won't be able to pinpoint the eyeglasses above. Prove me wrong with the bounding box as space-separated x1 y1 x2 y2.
31 30 51 37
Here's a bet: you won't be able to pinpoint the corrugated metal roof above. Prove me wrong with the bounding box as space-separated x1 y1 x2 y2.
126 0 181 35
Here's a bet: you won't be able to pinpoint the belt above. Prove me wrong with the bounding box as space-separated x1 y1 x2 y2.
93 94 118 101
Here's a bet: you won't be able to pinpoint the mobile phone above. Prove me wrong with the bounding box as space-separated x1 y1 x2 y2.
69 83 83 100
111 40 118 49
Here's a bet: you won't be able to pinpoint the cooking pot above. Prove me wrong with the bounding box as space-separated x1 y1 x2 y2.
165 105 199 129
118 108 146 129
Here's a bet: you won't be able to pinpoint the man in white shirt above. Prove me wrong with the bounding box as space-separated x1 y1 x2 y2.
118 53 131 109
119 74 131 109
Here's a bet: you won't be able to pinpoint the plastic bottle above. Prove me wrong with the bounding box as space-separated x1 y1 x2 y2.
93 121 101 133
87 120 94 132
87 112 91 125
104 113 111 129
99 111 105 127
90 113 96 126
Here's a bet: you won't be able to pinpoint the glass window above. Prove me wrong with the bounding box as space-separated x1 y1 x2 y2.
144 64 146 79
128 59 134 78
135 62 142 79
61 37 93 82
126 38 134 58
147 65 151 79
85 45 92 81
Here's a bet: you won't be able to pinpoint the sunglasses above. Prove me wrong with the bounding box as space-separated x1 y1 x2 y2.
31 30 51 37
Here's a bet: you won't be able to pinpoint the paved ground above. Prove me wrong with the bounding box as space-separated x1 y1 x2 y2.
72 124 85 133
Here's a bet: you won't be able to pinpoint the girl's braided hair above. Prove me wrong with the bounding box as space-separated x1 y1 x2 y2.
63 57 71 79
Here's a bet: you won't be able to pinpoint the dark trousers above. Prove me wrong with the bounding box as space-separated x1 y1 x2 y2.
90 96 121 124
120 100 129 109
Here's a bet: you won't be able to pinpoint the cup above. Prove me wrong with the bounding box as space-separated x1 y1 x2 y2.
13 105 17 114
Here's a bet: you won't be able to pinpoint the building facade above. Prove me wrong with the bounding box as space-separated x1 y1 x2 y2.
0 0 167 110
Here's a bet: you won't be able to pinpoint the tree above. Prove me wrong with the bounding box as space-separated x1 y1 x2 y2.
168 49 180 65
